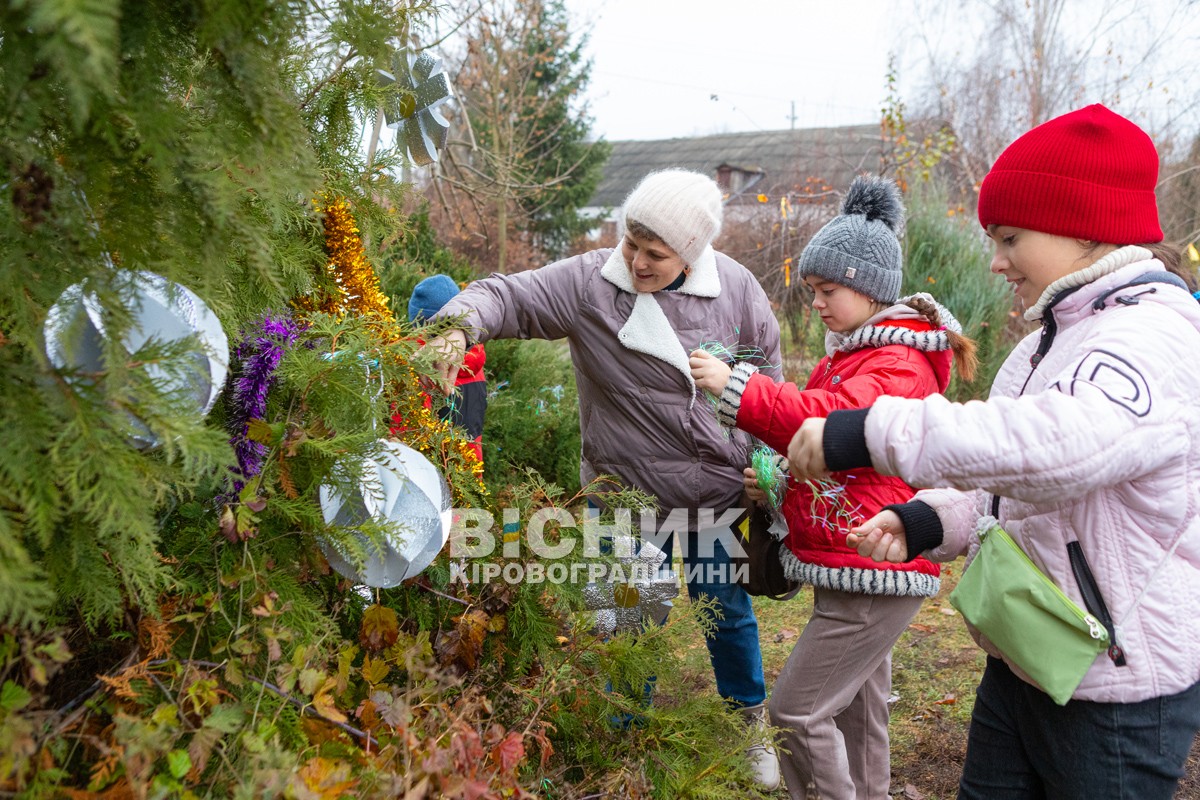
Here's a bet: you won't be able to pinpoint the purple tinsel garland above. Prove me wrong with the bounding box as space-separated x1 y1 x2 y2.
225 313 303 498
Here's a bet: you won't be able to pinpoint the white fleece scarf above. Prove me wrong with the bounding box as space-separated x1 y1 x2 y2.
1024 246 1153 321
599 246 721 399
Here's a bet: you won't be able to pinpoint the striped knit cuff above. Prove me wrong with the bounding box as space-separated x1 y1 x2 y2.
717 361 759 429
779 547 941 598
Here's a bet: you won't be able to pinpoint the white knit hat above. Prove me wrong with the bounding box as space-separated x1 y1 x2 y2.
621 169 724 266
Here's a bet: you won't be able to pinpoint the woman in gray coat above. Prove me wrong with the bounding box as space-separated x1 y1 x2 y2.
426 169 783 789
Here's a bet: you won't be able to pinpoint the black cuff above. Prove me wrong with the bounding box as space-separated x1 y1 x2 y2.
823 408 872 471
884 500 944 561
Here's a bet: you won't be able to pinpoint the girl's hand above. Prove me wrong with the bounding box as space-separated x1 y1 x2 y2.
787 418 830 482
742 467 767 503
846 510 908 562
688 349 732 395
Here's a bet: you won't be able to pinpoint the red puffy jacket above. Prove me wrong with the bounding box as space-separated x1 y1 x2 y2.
390 342 487 463
729 313 953 597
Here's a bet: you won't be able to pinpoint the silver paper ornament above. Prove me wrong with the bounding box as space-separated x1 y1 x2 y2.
376 50 453 167
43 270 230 449
318 440 452 588
583 535 679 637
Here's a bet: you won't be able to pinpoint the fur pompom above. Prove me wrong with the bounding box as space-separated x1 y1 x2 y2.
840 175 904 233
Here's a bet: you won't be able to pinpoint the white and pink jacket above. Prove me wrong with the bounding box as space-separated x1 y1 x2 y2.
860 247 1200 703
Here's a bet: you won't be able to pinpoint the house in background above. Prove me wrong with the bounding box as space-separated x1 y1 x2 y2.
581 123 888 243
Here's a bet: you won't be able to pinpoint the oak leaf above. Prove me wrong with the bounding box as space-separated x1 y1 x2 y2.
359 604 400 652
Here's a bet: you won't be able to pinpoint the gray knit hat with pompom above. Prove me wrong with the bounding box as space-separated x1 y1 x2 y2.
797 175 905 303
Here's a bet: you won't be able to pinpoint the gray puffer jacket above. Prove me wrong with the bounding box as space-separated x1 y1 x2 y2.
435 245 782 522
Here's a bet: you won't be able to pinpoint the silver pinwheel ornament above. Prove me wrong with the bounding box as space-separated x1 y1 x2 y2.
377 50 452 167
583 535 679 637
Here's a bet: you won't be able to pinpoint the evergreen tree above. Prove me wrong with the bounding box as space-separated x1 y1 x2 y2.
0 0 409 629
513 0 611 257
0 6 774 796
435 0 609 271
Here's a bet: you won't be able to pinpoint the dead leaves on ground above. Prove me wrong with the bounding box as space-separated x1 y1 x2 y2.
435 609 489 673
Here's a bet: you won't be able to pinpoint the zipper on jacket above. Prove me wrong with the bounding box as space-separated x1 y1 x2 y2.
1033 306 1059 361
1067 541 1128 666
1021 309 1058 392
1000 290 1132 671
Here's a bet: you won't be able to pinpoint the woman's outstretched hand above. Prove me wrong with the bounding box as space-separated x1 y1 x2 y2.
787 418 830 482
688 349 732 395
416 328 467 395
846 510 909 562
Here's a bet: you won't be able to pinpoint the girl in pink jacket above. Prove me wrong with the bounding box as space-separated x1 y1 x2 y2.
691 175 977 800
788 105 1200 799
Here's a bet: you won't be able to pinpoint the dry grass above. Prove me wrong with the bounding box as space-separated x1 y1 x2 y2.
667 559 1200 799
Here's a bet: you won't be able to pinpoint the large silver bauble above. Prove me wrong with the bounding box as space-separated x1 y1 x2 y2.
44 270 229 449
319 440 452 588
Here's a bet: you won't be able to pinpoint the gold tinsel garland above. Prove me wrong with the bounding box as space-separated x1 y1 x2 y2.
387 368 487 505
299 195 392 319
295 194 486 498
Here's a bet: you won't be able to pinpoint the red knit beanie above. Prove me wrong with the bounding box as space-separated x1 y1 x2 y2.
977 104 1163 244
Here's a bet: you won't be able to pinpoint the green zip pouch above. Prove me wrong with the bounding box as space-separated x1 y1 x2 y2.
949 524 1109 705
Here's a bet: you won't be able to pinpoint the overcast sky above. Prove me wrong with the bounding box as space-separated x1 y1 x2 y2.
561 0 903 142
556 0 1200 144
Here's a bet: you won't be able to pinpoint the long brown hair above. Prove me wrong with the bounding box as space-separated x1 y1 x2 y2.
1142 242 1196 292
1081 240 1196 292
903 295 979 383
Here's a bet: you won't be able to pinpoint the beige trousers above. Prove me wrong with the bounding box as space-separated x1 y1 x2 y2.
768 586 925 800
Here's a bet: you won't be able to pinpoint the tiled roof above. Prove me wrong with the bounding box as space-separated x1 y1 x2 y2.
590 124 886 208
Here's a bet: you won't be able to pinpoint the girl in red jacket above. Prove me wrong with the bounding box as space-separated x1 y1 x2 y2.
690 175 976 800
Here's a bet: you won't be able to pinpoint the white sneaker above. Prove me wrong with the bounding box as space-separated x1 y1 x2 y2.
740 702 781 791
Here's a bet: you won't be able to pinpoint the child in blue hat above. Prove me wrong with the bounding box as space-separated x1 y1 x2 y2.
409 275 487 463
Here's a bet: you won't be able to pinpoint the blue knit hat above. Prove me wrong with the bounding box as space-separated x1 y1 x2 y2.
408 274 460 323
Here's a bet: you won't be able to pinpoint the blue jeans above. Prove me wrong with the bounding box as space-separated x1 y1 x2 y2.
959 656 1200 799
666 529 766 708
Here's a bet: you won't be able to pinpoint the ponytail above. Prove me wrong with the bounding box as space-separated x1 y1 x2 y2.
903 295 979 384
1082 240 1196 292
1142 242 1196 292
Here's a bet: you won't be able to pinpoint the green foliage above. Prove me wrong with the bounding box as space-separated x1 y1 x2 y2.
482 338 582 497
0 3 781 797
376 203 481 315
514 0 612 257
902 180 1023 400
0 0 417 629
